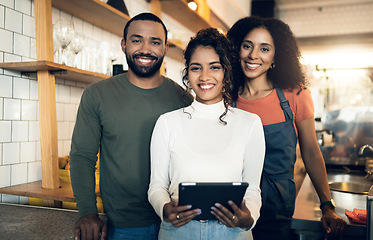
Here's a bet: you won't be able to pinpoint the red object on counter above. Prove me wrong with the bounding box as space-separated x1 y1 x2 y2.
345 208 367 225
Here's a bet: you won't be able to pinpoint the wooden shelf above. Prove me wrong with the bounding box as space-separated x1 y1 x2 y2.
0 61 109 83
161 0 229 33
52 0 130 37
0 181 99 203
51 0 185 61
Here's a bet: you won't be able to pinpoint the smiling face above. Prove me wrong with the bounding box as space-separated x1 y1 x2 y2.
188 46 224 105
239 27 275 82
121 20 168 78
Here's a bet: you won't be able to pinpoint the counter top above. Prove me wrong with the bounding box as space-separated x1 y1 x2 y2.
0 203 79 240
292 168 368 239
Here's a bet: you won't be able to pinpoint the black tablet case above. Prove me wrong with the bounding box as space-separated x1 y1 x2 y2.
178 182 249 220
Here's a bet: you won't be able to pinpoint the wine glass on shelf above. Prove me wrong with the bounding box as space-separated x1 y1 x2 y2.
53 18 74 65
53 26 60 63
69 32 86 69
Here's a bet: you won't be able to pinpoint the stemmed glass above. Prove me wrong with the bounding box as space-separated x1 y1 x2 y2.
69 32 86 69
53 18 74 65
53 28 60 63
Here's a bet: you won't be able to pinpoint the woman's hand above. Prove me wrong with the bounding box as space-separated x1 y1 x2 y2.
321 206 347 239
211 199 253 229
163 200 202 228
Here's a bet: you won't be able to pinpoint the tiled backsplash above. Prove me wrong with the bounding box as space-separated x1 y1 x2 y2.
0 0 189 203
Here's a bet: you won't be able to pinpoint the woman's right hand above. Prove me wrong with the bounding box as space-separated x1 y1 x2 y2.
163 200 202 228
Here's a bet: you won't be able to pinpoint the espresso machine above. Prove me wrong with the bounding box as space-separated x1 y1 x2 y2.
318 106 373 167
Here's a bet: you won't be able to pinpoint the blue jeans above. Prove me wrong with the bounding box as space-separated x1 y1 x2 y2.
107 223 160 240
159 220 252 240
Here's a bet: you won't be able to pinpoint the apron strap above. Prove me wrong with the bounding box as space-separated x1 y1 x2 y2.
275 88 293 122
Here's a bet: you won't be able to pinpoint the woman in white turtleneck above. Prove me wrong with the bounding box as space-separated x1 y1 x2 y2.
148 28 265 240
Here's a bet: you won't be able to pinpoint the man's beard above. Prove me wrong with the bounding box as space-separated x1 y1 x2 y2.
126 52 164 78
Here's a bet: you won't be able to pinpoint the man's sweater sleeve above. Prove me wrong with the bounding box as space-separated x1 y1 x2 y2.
70 89 101 218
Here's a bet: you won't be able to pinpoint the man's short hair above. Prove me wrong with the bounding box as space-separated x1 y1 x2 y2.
123 12 168 42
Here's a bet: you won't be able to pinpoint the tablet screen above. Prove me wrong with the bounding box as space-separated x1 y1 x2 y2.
178 182 249 220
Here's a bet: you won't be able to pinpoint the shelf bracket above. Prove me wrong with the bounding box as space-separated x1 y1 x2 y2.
21 69 68 77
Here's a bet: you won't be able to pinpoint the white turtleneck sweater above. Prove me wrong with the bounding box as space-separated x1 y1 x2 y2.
148 100 265 229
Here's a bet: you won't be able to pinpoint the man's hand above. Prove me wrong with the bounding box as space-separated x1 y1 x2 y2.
321 206 347 239
74 214 107 240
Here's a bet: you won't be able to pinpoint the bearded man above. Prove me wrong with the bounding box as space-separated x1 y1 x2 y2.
70 12 193 240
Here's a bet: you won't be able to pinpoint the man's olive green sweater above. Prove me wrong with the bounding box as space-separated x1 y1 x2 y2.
70 73 192 228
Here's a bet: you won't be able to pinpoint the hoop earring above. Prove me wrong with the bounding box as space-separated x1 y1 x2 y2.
186 81 192 92
270 62 276 69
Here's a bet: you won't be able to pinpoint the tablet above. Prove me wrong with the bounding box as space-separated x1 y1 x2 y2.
178 182 249 220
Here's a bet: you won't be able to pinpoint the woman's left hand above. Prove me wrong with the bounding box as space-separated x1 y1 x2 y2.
321 206 347 238
211 199 253 229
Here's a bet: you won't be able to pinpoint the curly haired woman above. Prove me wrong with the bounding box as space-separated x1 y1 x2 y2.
148 28 265 240
227 16 346 240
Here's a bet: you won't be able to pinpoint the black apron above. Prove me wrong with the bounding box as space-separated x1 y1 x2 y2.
234 88 298 240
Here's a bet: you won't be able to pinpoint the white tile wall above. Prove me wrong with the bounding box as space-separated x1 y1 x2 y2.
56 102 64 121
28 121 40 141
63 103 77 121
3 142 20 165
70 87 83 104
21 100 37 120
0 98 3 119
0 121 11 142
4 98 21 120
56 84 70 103
0 5 4 28
13 77 30 99
29 79 38 100
14 33 30 57
5 7 22 34
0 0 14 9
15 0 32 15
23 12 35 37
4 53 22 63
31 0 34 17
0 165 11 187
12 121 28 142
0 29 13 53
36 141 41 161
20 141 36 163
0 143 2 164
58 139 71 157
57 121 70 140
28 161 41 182
30 37 36 59
11 163 27 185
0 75 12 98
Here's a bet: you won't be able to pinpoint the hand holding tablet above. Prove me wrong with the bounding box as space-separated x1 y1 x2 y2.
178 182 249 220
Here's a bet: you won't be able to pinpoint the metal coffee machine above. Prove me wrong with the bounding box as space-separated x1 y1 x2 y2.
318 106 373 167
